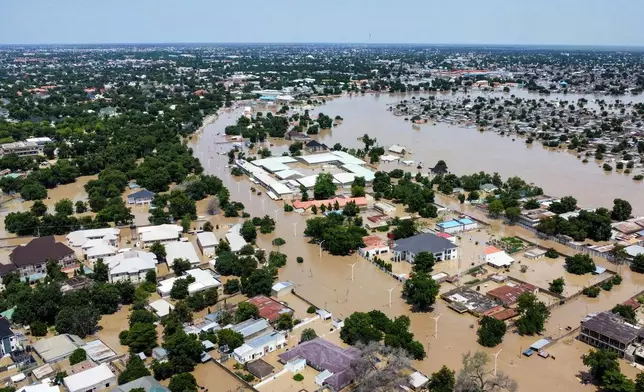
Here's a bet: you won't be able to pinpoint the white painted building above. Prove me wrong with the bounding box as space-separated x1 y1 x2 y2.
105 250 157 283
63 363 116 392
165 241 201 266
137 224 182 247
233 332 286 364
196 231 218 255
84 240 118 262
67 228 120 248
148 299 174 317
157 268 221 297
225 224 248 253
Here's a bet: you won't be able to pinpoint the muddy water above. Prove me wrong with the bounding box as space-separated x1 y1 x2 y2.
190 101 644 391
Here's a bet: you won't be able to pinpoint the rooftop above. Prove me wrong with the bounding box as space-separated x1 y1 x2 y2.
138 224 182 243
116 376 169 392
246 295 293 322
164 241 200 265
196 231 218 248
246 359 274 379
157 268 221 296
10 236 74 267
393 233 457 255
228 318 271 339
63 363 115 392
582 312 641 345
33 334 84 363
82 340 116 363
487 283 537 305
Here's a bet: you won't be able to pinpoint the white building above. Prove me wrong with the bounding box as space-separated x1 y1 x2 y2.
271 281 294 298
67 228 120 248
63 363 116 392
137 224 182 247
148 299 174 317
225 224 248 253
17 382 59 392
196 231 217 255
105 250 157 283
157 268 221 297
483 246 515 268
233 332 286 363
165 241 201 266
83 240 118 262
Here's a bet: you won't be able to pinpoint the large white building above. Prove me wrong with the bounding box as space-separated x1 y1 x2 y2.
63 363 116 392
157 268 221 297
165 241 201 266
233 331 286 364
225 224 248 253
83 240 118 262
67 228 120 248
137 224 182 247
105 250 157 283
196 232 217 255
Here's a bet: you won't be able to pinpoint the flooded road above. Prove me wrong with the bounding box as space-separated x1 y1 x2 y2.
187 94 644 391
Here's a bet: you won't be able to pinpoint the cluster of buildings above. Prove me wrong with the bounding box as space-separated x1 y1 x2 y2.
0 137 52 157
579 310 644 364
235 150 376 200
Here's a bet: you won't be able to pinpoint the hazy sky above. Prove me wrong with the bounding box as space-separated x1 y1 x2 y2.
2 0 643 46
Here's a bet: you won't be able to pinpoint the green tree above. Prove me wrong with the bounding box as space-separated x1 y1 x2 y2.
300 328 317 343
342 201 360 217
634 373 644 392
203 221 213 232
583 349 620 384
181 214 191 233
217 329 244 351
129 309 156 326
241 268 274 297
223 279 240 294
92 259 109 282
272 237 286 247
467 190 480 201
276 313 294 331
565 253 596 275
428 365 456 392
313 172 337 200
30 321 47 336
632 255 644 274
403 272 440 311
240 220 257 242
170 279 190 300
340 312 383 346
392 219 416 240
549 277 565 294
55 305 100 338
169 373 197 392
602 368 635 392
477 316 507 347
612 304 637 324
118 355 151 385
515 292 550 335
171 258 192 276
235 302 259 323
487 199 504 217
75 201 88 214
612 199 632 221
69 348 87 365
30 200 47 216
54 198 74 216
124 322 157 355
145 269 157 284
412 252 435 274
150 241 166 262
505 206 521 223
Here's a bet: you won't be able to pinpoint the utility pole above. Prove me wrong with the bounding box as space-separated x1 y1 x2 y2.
349 262 357 281
387 287 394 308
293 222 297 237
261 199 265 212
432 314 442 339
493 349 503 376
274 208 280 222
319 240 325 258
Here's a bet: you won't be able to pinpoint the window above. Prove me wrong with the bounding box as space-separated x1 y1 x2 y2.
105 382 110 388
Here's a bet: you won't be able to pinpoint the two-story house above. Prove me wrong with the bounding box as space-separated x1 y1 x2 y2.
10 236 76 280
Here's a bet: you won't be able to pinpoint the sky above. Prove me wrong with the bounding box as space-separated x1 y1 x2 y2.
2 0 643 46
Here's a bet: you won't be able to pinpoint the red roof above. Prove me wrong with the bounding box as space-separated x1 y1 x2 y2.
435 232 453 239
483 246 502 255
487 283 537 306
361 236 386 248
623 298 641 310
246 295 293 322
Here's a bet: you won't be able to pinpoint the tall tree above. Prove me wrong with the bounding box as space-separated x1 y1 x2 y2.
455 351 518 392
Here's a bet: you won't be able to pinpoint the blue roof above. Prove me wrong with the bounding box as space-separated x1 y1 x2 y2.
259 95 276 100
457 218 475 225
438 220 462 229
594 266 607 275
128 189 155 200
530 338 551 350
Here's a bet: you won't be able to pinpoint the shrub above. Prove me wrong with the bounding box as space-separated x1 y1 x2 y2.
293 373 304 382
545 248 559 258
601 280 614 291
306 306 317 314
296 256 304 264
603 163 613 171
612 274 622 285
30 321 48 337
583 286 601 297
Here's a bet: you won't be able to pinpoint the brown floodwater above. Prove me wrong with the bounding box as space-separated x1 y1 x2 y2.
190 95 644 391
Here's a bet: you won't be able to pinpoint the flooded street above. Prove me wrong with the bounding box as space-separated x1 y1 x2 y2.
186 102 644 391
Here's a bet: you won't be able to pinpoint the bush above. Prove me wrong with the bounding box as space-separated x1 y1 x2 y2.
306 306 317 314
583 286 601 297
603 163 613 171
69 348 87 365
296 256 304 264
545 248 559 259
30 321 48 337
601 280 614 291
293 373 304 382
612 274 623 285
634 175 644 181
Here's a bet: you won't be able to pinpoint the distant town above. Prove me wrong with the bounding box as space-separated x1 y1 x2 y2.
0 43 643 392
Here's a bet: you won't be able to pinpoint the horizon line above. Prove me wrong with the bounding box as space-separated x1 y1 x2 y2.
1 41 644 49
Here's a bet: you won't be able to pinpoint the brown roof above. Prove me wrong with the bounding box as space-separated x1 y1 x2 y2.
246 295 293 322
0 263 17 276
10 236 74 267
246 359 274 379
487 283 537 306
